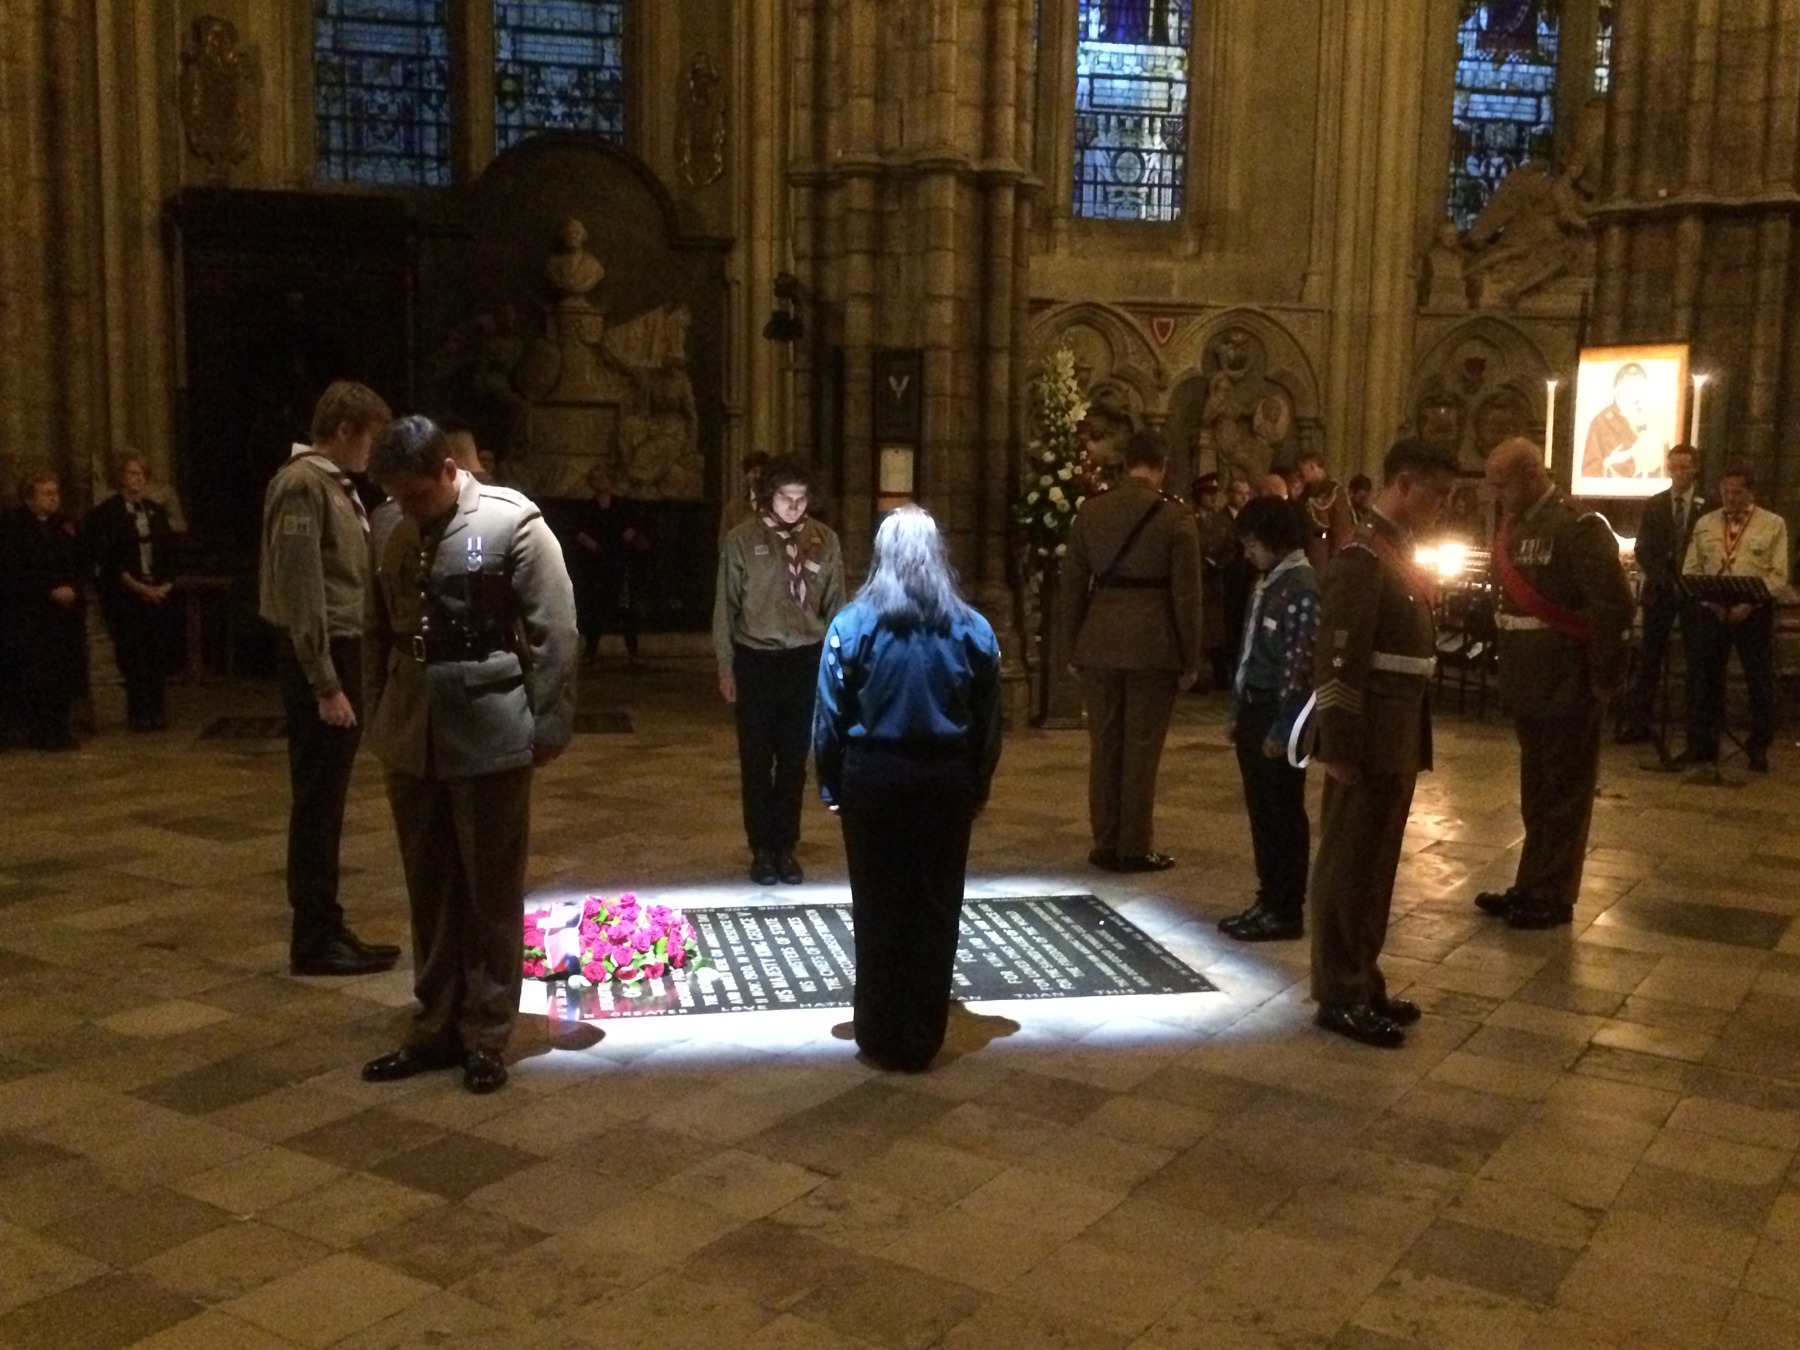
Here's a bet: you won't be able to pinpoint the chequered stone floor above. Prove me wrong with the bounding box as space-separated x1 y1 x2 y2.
1 656 1798 1349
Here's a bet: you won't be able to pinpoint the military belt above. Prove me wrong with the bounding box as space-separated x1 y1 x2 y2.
1369 652 1436 677
1494 614 1549 631
407 631 516 663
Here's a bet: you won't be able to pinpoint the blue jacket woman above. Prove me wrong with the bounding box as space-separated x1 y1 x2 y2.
814 506 1001 1071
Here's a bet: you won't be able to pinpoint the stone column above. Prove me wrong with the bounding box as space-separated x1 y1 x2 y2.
0 0 106 505
789 0 1035 588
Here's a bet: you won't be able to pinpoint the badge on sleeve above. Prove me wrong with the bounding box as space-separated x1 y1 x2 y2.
281 514 312 536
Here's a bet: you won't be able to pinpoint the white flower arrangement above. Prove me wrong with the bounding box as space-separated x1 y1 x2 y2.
1014 347 1090 566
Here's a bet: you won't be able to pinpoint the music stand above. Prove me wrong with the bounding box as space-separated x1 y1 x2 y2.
1672 575 1773 781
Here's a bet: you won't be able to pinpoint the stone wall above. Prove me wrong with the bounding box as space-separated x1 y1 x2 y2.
1594 0 1800 520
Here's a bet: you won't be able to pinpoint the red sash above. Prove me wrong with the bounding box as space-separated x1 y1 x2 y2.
1494 524 1592 641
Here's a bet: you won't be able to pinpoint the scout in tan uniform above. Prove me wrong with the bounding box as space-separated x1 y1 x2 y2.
359 417 577 1095
1477 439 1635 930
1062 431 1203 872
258 381 401 977
1308 440 1455 1048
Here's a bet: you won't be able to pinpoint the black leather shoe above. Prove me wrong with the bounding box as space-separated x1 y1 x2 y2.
1507 899 1574 930
1114 852 1176 873
1088 847 1122 872
338 929 401 963
1315 1002 1405 1048
464 1049 508 1094
1668 745 1717 768
291 938 399 977
750 849 779 885
361 1045 463 1082
1474 889 1518 917
1218 903 1265 935
1228 908 1304 942
1748 750 1770 773
777 852 804 885
1375 996 1422 1027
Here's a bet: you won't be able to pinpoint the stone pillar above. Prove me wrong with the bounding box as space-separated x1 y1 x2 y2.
789 0 1035 589
0 0 106 506
1592 0 1800 514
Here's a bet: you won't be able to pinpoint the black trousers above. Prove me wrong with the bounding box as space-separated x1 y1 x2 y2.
1688 604 1778 756
1232 698 1310 921
386 766 532 1055
577 564 639 660
1620 589 1694 736
840 745 975 1069
104 597 170 727
733 643 821 853
279 636 363 957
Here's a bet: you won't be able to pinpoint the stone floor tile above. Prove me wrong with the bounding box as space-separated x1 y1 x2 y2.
261 1173 444 1249
367 1130 543 1202
0 1272 200 1350
1554 1251 1734 1342
352 1202 546 1288
135 1220 332 1305
39 1187 233 1269
173 1145 345 1217
0 1222 109 1314
218 1253 434 1349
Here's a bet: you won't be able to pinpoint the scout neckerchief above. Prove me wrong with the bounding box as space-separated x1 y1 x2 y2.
1718 506 1757 575
763 512 813 607
1233 549 1309 695
297 449 370 537
1492 490 1591 641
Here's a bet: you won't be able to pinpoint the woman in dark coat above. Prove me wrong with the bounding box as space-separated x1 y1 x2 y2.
813 506 1003 1071
0 469 87 750
86 451 176 730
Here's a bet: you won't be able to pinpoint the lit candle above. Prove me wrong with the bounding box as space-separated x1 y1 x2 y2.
1691 373 1708 450
1544 379 1558 466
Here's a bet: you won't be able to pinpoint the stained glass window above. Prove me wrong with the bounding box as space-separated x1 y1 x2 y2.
1073 0 1192 223
495 1 628 151
1593 2 1614 95
314 0 453 187
1447 1 1562 230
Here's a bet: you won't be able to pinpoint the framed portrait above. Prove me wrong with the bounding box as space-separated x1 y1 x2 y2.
1571 343 1689 498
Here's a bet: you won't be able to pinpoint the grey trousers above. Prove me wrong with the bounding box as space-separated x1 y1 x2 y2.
385 765 533 1055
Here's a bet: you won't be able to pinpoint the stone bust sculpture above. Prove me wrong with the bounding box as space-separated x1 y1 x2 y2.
545 216 605 302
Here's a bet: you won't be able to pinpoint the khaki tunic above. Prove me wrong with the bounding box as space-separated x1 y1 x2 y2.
1060 479 1204 858
365 471 577 1056
1494 490 1634 909
1308 513 1437 1007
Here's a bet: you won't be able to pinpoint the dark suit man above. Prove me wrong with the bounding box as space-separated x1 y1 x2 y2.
1618 444 1706 744
1309 440 1456 1048
1478 438 1635 930
360 417 577 1095
1062 431 1203 872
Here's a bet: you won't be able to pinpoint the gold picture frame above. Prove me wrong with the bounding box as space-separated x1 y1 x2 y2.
1570 343 1690 498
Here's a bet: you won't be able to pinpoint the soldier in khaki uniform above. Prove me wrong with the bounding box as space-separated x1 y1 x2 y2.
1308 440 1456 1048
1295 449 1357 572
358 417 577 1095
1478 438 1634 930
1062 431 1203 872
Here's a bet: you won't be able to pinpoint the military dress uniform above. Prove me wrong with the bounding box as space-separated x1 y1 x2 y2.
1484 489 1633 928
366 470 577 1067
1061 478 1204 869
1309 512 1438 1037
1300 478 1356 572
